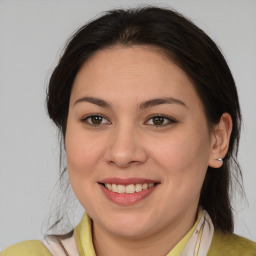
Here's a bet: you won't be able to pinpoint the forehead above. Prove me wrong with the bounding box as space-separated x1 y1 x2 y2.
70 46 202 109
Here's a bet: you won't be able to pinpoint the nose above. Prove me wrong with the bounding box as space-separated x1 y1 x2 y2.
104 124 148 168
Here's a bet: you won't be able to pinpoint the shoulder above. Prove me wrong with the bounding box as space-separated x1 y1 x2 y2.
207 230 256 256
1 240 51 256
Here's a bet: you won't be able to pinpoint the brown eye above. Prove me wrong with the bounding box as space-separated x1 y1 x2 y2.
146 115 176 126
83 115 110 126
152 116 164 125
91 115 103 124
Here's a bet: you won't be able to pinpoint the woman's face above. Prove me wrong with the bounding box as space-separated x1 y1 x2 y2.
65 46 216 238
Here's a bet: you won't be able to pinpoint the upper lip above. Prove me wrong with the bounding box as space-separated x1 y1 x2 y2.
98 177 160 185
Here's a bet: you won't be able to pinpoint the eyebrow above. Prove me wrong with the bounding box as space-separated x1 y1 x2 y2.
73 96 187 109
73 97 111 108
139 97 187 109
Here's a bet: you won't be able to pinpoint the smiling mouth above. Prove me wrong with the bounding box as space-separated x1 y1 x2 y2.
100 182 158 194
98 178 160 205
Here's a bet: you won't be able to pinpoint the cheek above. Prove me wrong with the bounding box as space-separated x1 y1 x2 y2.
65 124 104 182
149 129 211 190
65 126 106 210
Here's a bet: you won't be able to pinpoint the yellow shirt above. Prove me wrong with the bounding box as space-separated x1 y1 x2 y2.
1 211 256 256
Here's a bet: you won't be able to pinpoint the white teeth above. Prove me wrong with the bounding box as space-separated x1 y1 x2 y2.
117 185 126 193
148 183 154 188
142 183 148 190
112 184 118 192
104 182 156 193
126 184 135 193
135 184 142 192
106 184 112 190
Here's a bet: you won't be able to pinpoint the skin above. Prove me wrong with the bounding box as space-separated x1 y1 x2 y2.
65 46 232 256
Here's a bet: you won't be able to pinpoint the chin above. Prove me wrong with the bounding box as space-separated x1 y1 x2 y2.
101 212 156 238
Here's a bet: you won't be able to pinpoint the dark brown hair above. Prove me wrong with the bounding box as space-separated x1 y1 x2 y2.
47 6 242 233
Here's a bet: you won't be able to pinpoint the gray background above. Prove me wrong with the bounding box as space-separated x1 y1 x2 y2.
1 0 255 250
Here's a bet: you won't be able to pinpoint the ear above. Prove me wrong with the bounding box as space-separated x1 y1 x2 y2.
208 113 233 168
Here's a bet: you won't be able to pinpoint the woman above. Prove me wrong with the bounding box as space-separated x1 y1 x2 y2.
1 6 255 256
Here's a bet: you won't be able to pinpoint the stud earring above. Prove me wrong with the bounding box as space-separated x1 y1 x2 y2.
217 158 223 162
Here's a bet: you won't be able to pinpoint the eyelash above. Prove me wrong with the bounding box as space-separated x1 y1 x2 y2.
81 114 177 127
145 115 177 127
81 114 111 127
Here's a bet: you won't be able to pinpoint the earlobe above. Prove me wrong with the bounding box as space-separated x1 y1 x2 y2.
208 113 232 168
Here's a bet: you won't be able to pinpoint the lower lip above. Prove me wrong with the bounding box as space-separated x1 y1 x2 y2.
99 184 157 206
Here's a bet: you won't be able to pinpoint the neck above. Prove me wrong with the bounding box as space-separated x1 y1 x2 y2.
92 210 197 256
